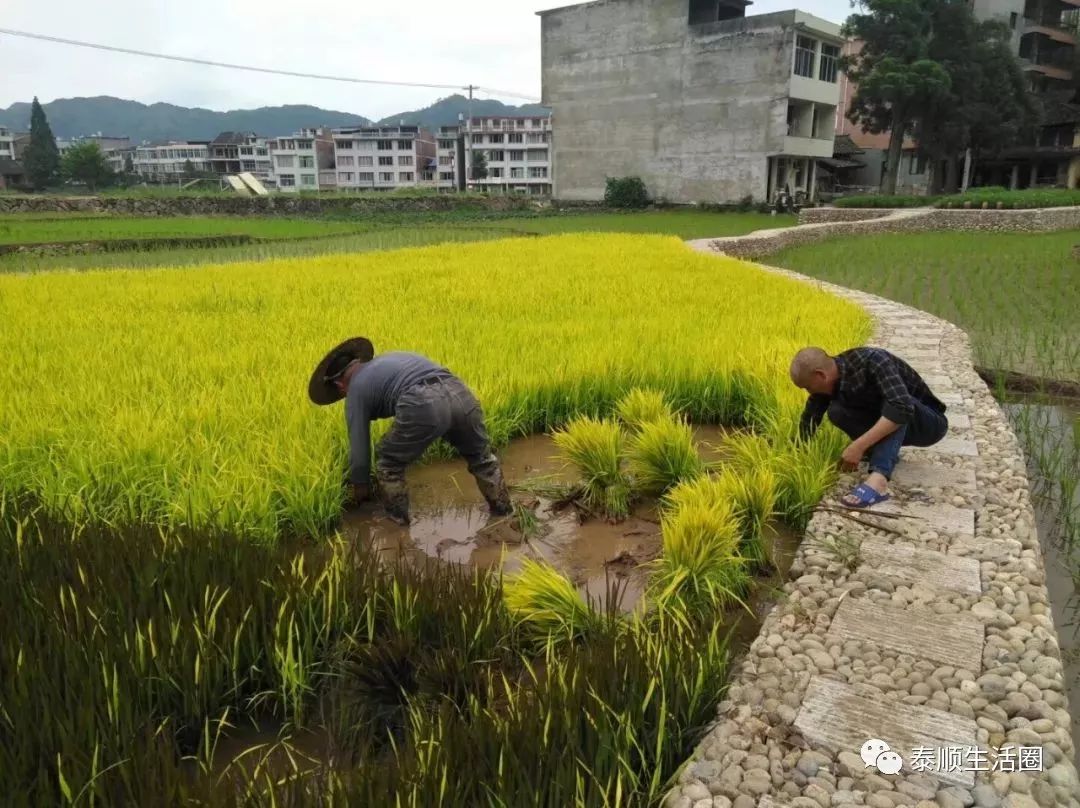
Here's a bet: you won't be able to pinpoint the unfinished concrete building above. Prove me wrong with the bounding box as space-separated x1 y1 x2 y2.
538 0 843 203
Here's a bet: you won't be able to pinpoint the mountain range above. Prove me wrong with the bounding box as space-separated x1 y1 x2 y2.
0 95 550 144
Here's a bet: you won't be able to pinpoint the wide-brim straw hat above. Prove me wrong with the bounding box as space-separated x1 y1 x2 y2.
307 336 375 405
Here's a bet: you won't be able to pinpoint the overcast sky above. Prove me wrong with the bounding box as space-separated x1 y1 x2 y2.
1 0 853 118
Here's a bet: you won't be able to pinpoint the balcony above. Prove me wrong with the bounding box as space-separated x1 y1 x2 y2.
1021 59 1074 81
1022 17 1077 44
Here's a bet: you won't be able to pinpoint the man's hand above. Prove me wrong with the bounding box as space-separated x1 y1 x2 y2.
347 482 371 507
839 442 864 472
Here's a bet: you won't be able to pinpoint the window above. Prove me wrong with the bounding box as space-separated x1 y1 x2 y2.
379 172 394 182
439 155 454 166
339 172 355 182
242 160 256 171
301 174 316 186
471 134 483 144
516 120 525 129
489 134 504 144
397 140 411 150
489 167 504 178
338 155 355 167
296 139 313 150
819 43 839 83
399 171 414 181
358 156 374 166
357 141 375 151
440 171 455 181
336 140 354 150
532 118 541 127
509 150 525 161
398 155 413 166
529 167 548 178
299 156 315 168
377 140 394 150
527 133 547 144
439 139 455 150
510 167 524 179
1010 11 1018 28
276 155 295 168
508 133 524 143
488 150 505 161
279 174 296 187
240 147 253 156
358 172 374 182
909 154 927 174
378 156 394 166
794 35 815 78
527 149 547 161
256 148 268 156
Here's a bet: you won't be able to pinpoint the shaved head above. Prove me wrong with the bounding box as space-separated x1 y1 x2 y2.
790 347 838 394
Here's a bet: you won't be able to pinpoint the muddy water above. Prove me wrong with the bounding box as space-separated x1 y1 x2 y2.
339 426 737 613
1003 398 1080 765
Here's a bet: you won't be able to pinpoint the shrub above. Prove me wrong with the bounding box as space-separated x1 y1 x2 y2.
627 416 704 495
604 177 650 209
552 416 634 519
833 195 938 209
936 187 1080 210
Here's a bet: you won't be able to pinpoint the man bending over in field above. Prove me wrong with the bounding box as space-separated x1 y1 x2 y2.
308 337 512 525
789 346 949 508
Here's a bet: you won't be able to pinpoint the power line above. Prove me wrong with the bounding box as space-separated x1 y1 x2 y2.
0 28 541 102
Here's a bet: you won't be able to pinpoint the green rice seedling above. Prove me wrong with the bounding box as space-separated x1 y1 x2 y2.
615 387 674 431
774 438 842 531
503 558 603 647
552 416 634 519
722 466 778 568
647 500 750 617
627 415 705 495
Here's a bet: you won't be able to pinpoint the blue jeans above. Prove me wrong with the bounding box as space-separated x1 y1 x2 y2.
826 401 949 480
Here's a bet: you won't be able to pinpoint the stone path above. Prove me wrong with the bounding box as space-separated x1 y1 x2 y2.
668 244 1080 808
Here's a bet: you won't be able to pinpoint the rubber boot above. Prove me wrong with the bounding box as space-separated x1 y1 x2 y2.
476 470 512 516
378 477 411 526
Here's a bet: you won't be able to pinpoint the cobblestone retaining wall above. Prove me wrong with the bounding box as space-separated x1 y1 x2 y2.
665 245 1080 808
800 206 1080 231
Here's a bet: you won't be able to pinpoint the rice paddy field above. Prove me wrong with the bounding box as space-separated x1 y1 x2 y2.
0 228 868 805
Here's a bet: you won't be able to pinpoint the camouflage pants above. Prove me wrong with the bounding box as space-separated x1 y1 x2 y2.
375 376 510 522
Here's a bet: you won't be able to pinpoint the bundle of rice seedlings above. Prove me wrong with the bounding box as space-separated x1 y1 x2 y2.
647 500 749 617
775 442 837 530
627 416 704 495
502 558 601 647
552 416 633 519
723 432 775 473
614 388 674 432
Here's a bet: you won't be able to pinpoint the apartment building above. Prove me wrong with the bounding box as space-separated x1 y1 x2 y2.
465 116 552 195
210 132 273 181
0 126 13 160
271 128 334 191
332 125 436 191
435 125 463 191
968 0 1077 94
133 141 212 180
539 0 842 203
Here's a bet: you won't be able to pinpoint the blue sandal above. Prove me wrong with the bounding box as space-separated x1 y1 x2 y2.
840 483 891 509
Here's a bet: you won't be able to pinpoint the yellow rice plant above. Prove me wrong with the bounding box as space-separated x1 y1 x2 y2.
502 558 601 646
615 388 674 432
626 415 704 495
0 233 870 539
551 416 633 519
647 498 749 617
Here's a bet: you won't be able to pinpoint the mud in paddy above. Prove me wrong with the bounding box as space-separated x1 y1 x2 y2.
207 427 801 776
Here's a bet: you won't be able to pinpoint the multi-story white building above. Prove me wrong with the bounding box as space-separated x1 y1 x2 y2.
332 125 436 191
435 125 463 191
465 116 553 195
0 126 14 160
271 128 334 192
210 132 273 181
132 141 212 181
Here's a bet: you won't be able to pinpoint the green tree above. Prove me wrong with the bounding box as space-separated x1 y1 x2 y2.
23 97 60 190
182 159 196 179
842 0 952 194
914 10 1034 192
61 142 115 192
470 150 488 181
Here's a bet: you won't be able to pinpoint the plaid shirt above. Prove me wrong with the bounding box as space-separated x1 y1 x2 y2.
799 347 946 440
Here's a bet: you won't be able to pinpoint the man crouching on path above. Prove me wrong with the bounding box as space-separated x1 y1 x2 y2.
308 337 512 525
789 346 949 508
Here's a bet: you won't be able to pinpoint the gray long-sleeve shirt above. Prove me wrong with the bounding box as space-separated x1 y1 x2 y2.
345 352 453 483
